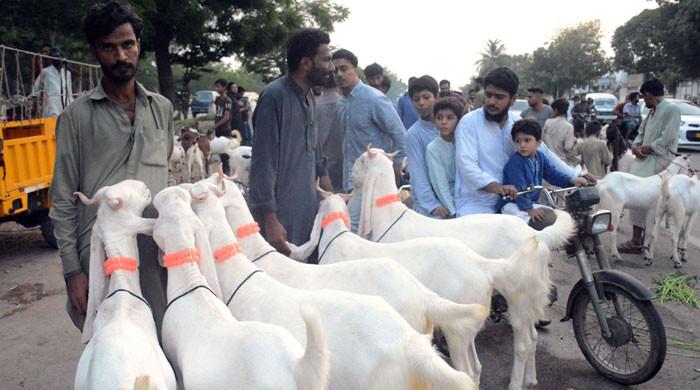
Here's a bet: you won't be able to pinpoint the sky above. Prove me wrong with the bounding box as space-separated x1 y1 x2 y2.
329 0 657 88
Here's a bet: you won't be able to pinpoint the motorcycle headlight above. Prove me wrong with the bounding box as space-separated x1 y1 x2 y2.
587 210 611 235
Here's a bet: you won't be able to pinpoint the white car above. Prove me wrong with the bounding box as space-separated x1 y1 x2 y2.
510 99 528 117
642 98 700 151
586 92 618 123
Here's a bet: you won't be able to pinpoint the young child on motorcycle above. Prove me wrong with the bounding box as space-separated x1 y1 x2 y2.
499 118 588 223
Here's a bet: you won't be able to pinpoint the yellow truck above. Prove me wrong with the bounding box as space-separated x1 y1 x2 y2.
0 118 57 247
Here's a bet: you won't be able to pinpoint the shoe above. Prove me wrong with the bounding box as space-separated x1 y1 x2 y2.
535 319 551 329
617 240 642 254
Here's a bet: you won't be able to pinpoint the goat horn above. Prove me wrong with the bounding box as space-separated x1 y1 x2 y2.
316 178 332 199
338 192 352 202
74 192 98 206
367 143 377 158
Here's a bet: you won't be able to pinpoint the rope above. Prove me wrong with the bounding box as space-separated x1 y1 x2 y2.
656 154 697 175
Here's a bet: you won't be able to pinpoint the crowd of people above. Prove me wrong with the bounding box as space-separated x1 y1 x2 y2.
48 0 681 336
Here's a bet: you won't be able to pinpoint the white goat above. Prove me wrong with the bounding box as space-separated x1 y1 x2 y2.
289 192 560 389
203 174 488 338
74 180 176 390
350 148 575 390
189 180 478 390
186 143 207 182
229 145 252 187
168 143 187 185
152 186 330 390
645 172 700 268
596 154 689 261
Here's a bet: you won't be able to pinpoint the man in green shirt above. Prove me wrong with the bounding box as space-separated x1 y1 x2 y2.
50 1 173 331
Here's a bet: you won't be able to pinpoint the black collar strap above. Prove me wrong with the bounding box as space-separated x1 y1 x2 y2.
165 285 216 312
105 288 151 308
251 250 277 263
375 210 408 242
317 231 349 263
225 270 263 306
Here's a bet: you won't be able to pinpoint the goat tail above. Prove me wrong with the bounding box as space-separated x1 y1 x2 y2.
535 210 576 250
295 304 330 390
405 334 477 390
427 298 488 341
133 376 154 390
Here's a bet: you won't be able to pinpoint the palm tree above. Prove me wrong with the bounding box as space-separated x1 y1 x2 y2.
475 39 507 76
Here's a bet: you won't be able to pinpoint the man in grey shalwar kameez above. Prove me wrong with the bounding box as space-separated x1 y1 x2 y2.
619 78 681 253
50 2 172 331
249 29 334 256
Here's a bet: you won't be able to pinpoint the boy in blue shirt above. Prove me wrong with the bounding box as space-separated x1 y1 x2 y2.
500 118 588 222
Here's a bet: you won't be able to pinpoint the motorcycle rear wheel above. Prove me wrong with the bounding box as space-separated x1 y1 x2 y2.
572 284 666 384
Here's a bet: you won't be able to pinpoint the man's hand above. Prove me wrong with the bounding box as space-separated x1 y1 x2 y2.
570 176 589 187
431 206 451 219
527 208 547 222
67 272 88 315
263 213 291 255
483 182 518 199
632 146 652 159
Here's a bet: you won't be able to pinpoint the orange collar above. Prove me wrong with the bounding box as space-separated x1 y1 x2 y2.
104 257 138 275
236 222 260 239
321 212 350 229
375 193 401 207
162 248 201 268
213 243 241 263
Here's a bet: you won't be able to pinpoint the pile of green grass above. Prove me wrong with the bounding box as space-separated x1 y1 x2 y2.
654 272 700 309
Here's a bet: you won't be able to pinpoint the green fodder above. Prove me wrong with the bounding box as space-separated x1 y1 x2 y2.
653 272 700 309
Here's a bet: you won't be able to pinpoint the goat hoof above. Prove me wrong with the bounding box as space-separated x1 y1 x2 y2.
674 262 682 269
644 257 653 266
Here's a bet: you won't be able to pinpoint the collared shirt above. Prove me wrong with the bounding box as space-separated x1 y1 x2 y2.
396 93 419 130
338 80 407 191
33 65 74 117
407 119 441 215
455 108 575 216
623 102 641 122
49 79 174 275
249 75 327 245
426 137 456 215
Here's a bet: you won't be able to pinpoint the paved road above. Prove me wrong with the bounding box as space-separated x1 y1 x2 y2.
1 153 699 389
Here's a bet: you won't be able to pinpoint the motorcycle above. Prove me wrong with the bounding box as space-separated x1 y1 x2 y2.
512 184 667 385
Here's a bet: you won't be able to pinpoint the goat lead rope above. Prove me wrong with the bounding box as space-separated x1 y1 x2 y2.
317 231 350 263
375 210 408 243
225 270 263 306
165 285 216 312
655 153 696 175
105 289 151 308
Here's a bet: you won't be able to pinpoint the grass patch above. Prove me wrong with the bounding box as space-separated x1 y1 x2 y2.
654 272 700 309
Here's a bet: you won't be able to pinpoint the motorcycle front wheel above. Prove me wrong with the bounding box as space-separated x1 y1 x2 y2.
572 284 666 385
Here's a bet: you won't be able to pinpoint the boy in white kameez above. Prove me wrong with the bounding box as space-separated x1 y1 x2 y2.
426 98 465 218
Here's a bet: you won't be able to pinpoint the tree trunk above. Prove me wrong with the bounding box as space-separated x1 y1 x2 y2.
153 27 176 104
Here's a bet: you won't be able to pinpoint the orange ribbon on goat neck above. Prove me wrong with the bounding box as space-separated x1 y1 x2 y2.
104 257 138 275
213 243 241 263
162 248 201 268
321 212 350 229
236 222 260 239
375 193 401 207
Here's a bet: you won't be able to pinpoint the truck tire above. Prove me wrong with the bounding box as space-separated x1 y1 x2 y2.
40 216 58 249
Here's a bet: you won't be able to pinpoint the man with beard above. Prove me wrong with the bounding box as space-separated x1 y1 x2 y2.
455 67 576 217
250 28 333 256
50 1 173 331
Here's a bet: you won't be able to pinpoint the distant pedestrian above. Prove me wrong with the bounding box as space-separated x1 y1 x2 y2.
520 86 553 128
575 120 611 179
364 62 384 91
542 98 577 165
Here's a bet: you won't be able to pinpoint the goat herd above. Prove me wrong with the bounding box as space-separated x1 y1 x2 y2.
72 146 697 390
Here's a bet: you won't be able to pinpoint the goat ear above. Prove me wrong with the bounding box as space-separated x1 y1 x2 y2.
338 192 352 203
358 170 380 238
384 150 399 159
82 231 108 344
193 223 223 299
106 198 123 209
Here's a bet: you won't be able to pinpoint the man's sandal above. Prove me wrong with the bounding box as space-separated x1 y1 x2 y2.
618 240 642 254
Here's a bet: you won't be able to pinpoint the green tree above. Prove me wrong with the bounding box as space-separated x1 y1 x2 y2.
528 20 608 97
475 39 508 77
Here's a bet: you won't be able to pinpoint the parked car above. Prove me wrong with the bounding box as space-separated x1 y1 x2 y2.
510 99 528 117
585 93 618 123
642 98 700 151
191 90 217 117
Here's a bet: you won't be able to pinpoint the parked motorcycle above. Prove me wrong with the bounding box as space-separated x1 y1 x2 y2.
513 185 666 385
